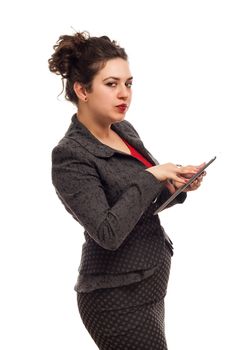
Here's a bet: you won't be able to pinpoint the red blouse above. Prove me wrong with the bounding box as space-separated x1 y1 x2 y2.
121 138 153 168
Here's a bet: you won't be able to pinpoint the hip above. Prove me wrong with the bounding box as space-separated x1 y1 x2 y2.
77 243 172 313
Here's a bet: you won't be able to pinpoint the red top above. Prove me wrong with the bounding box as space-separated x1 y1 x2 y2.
121 138 153 168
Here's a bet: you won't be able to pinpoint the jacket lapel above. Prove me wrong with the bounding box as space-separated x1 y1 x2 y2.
64 113 158 166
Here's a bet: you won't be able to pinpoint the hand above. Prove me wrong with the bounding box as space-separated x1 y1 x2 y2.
146 162 202 185
180 171 207 192
171 163 207 192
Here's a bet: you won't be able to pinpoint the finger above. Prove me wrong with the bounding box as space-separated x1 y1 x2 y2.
186 183 199 191
184 163 206 172
183 164 205 170
196 175 204 181
178 166 199 175
190 179 199 187
180 165 208 178
172 175 190 184
190 179 201 189
186 178 203 191
183 172 197 179
196 162 206 169
198 172 206 180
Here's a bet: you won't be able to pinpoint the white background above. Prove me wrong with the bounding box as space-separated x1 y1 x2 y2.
1 0 232 349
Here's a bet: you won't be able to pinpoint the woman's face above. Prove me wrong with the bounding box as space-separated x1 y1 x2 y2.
85 57 133 124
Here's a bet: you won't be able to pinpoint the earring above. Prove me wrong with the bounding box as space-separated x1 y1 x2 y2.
84 97 88 102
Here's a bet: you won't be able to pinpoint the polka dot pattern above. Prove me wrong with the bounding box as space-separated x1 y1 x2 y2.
76 245 171 349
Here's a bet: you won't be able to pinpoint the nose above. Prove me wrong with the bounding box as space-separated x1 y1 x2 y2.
117 83 131 100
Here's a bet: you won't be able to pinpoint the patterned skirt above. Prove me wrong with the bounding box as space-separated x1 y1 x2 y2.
76 245 172 350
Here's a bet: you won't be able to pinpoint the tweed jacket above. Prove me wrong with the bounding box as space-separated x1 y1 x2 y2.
51 113 187 279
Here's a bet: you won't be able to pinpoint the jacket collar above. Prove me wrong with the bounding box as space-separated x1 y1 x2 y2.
64 113 158 165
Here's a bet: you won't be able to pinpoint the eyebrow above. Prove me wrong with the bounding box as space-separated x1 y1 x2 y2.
103 76 133 81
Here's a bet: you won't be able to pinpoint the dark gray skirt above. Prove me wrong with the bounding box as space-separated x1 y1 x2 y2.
76 245 172 350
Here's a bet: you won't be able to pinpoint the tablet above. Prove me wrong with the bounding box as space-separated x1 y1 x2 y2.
153 156 216 215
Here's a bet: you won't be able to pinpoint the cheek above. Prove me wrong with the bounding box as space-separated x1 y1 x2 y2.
96 90 115 106
90 96 112 114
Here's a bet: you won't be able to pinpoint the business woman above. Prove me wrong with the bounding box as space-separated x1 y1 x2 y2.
48 30 206 350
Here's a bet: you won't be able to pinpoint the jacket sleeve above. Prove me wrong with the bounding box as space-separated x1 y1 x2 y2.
155 186 187 211
51 144 165 251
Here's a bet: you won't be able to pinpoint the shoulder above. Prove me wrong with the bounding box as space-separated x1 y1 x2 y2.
51 137 88 164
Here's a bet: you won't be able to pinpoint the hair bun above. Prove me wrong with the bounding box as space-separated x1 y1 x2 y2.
73 30 90 45
48 31 90 79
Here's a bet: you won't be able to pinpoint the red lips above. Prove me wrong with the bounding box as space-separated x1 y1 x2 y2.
116 104 128 112
116 104 127 108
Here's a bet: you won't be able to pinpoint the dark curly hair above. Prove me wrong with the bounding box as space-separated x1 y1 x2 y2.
48 30 128 106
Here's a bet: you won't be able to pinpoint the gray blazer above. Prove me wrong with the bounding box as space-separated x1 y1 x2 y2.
51 113 187 275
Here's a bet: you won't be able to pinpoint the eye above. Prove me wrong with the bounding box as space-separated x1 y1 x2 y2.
106 82 117 87
126 82 133 88
106 81 133 88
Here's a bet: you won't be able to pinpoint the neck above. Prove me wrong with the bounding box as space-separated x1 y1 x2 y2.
76 111 113 141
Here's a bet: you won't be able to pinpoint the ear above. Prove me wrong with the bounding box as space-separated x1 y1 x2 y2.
73 82 88 102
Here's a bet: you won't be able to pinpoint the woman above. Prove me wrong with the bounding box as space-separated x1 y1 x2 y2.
48 31 205 350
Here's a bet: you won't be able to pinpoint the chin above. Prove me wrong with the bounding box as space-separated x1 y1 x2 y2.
112 117 125 125
112 113 126 123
